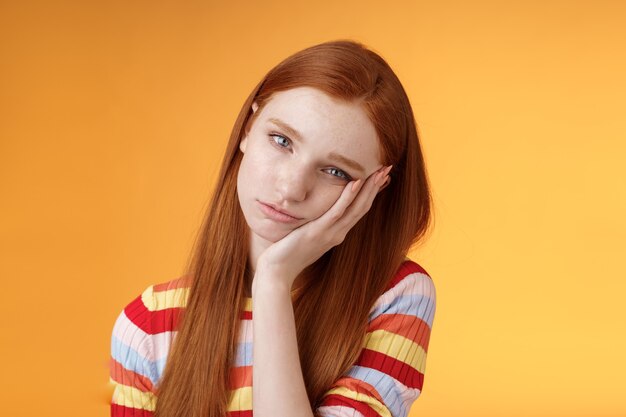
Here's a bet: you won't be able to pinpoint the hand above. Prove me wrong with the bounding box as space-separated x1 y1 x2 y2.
254 164 393 290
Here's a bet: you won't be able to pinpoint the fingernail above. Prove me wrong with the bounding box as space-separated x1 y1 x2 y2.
375 166 392 186
375 171 384 186
351 179 362 192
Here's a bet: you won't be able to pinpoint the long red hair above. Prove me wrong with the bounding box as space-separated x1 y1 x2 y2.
153 39 434 417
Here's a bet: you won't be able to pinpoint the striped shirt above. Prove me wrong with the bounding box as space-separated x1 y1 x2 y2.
109 259 436 417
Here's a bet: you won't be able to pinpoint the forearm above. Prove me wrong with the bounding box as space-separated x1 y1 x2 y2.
252 266 315 417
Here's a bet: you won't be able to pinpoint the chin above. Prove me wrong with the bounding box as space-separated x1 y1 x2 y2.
251 221 292 243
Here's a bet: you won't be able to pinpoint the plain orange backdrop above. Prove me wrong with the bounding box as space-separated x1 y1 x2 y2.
1 1 625 416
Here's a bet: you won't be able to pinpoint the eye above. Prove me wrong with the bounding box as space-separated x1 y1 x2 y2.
269 133 290 149
326 167 352 181
268 132 353 181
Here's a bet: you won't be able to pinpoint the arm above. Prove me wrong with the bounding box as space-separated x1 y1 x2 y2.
315 260 437 417
109 289 160 417
252 264 315 417
252 260 436 417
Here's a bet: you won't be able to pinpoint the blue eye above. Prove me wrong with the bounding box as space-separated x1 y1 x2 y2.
327 168 352 181
268 133 353 181
269 133 290 148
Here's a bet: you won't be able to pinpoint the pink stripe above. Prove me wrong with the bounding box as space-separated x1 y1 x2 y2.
316 405 367 417
237 319 253 343
370 272 435 314
113 311 176 362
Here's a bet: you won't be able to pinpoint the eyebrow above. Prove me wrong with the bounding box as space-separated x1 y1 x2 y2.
267 118 366 174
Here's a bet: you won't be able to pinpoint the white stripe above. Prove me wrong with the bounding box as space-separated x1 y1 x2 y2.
370 271 435 315
316 405 367 417
112 310 176 362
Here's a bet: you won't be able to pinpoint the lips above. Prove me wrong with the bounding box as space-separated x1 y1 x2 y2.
259 201 301 220
257 200 302 224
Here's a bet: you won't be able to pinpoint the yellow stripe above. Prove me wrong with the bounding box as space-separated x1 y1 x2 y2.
322 385 391 417
141 286 253 312
227 386 253 411
363 329 427 373
111 380 156 411
141 285 190 311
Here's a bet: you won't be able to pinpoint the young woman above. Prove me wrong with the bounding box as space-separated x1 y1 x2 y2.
109 39 437 417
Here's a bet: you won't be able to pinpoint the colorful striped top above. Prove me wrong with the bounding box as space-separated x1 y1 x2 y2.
109 258 437 417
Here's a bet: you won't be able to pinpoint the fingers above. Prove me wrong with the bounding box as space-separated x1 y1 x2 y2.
318 164 392 232
332 165 392 229
348 164 390 205
321 176 364 223
375 165 392 187
352 164 391 210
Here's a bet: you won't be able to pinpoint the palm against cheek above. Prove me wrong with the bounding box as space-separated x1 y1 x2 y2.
257 165 392 287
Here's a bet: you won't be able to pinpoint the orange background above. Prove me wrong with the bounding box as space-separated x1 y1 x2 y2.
1 1 625 416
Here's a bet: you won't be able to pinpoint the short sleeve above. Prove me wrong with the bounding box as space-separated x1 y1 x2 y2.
109 288 159 417
315 260 437 417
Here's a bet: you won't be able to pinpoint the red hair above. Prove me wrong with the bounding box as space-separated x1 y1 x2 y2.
153 39 433 417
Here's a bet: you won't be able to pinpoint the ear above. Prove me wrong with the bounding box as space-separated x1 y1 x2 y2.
240 101 259 153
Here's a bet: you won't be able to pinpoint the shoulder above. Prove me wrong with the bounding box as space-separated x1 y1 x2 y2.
114 275 192 336
110 275 192 389
140 275 192 320
385 257 434 292
368 258 437 327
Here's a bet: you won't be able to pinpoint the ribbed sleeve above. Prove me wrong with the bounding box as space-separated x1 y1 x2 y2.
315 260 437 417
109 278 188 416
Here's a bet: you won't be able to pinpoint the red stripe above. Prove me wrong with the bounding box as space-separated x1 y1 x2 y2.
319 394 383 417
367 313 431 353
111 403 153 417
112 400 257 416
229 365 252 389
228 411 253 417
356 348 424 390
125 296 253 334
386 260 430 291
123 295 184 334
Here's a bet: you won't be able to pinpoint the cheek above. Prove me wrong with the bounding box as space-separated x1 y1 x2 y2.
311 188 345 217
237 152 274 194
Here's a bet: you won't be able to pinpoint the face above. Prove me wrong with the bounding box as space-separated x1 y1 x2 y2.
236 86 384 247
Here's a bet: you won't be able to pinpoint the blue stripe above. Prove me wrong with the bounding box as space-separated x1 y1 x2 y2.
342 365 420 417
111 334 159 387
234 341 253 366
369 291 436 328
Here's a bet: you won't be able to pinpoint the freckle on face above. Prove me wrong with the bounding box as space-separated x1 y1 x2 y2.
236 87 382 245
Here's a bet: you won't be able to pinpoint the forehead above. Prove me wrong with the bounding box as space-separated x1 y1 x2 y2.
256 87 382 170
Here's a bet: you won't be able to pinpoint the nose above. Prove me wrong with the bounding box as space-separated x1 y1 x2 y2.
275 161 311 203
